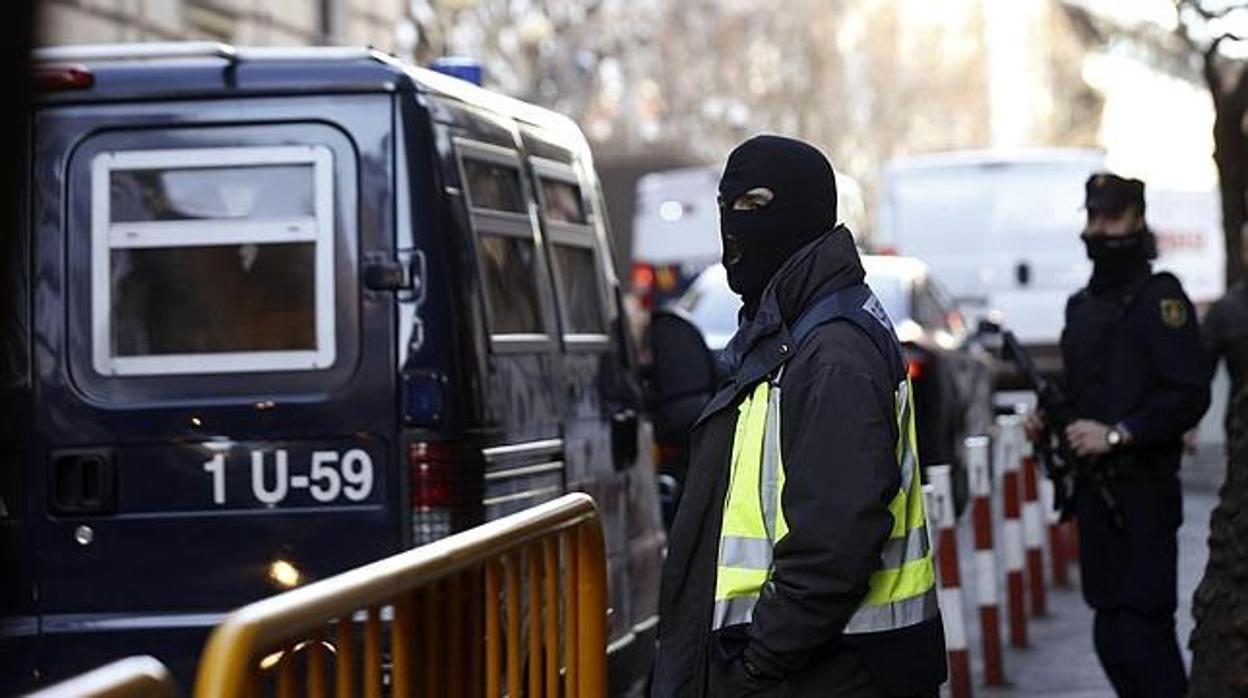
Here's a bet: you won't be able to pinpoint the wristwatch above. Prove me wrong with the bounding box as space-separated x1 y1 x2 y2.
1106 426 1125 449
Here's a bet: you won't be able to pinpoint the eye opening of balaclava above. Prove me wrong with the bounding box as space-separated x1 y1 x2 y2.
718 135 838 315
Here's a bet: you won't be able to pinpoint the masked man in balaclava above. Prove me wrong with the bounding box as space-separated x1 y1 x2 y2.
652 135 947 697
1023 173 1209 696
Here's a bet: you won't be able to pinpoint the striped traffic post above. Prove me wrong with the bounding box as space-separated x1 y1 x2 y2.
1021 440 1048 616
965 436 1005 686
926 465 971 698
1039 474 1070 588
996 415 1028 649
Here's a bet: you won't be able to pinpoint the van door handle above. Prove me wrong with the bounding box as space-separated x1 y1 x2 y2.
364 259 411 291
50 450 117 515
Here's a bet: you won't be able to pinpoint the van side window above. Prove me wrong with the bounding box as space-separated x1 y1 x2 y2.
538 178 587 224
477 233 544 334
531 158 608 341
91 145 336 376
462 158 526 214
457 141 550 341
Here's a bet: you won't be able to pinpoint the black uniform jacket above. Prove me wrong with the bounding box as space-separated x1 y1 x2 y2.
651 229 945 698
1061 266 1210 467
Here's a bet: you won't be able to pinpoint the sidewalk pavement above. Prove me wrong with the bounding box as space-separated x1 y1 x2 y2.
945 479 1217 697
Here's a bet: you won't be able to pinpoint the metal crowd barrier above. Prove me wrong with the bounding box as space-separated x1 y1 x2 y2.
25 656 179 698
192 492 608 697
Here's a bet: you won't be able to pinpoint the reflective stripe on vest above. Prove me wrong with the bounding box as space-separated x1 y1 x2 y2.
712 370 937 634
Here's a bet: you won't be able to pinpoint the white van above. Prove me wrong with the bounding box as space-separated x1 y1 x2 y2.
877 149 1104 357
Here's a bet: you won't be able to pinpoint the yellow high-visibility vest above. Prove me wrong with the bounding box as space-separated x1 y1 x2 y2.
711 370 938 634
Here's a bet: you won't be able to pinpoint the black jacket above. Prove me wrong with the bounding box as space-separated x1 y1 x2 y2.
1061 266 1210 464
652 229 946 698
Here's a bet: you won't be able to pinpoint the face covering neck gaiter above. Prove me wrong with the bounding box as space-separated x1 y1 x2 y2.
1082 227 1155 290
718 135 838 316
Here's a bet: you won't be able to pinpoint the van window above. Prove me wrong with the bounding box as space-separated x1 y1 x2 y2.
462 158 526 214
531 159 608 340
550 244 605 333
478 233 545 334
456 140 553 344
538 177 586 224
91 146 336 376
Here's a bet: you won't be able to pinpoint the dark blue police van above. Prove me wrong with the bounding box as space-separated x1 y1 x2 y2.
3 42 665 693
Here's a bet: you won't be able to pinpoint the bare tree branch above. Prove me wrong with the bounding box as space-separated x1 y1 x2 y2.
1176 0 1248 22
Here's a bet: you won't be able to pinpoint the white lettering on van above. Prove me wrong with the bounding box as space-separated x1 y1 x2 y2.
251 450 290 505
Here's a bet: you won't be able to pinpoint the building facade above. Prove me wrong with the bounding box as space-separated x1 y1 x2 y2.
38 0 407 53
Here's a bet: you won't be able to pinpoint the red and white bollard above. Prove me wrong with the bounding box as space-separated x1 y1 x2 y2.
996 415 1028 649
1040 474 1070 588
965 435 1005 686
1021 441 1048 616
926 464 972 698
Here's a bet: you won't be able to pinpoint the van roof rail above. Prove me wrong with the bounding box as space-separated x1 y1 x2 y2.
32 42 239 64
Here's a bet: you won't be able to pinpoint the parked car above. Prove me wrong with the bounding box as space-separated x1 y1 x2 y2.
9 43 664 695
648 255 993 517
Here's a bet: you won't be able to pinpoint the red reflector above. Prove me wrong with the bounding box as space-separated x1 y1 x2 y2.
632 262 656 311
632 262 656 292
408 442 459 508
906 356 926 381
35 64 94 91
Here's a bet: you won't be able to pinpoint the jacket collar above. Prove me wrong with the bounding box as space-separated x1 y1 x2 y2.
695 226 865 427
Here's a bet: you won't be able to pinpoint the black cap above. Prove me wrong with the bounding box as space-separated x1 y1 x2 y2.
1085 172 1145 216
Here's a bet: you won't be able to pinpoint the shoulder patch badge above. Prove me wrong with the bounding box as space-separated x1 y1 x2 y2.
1160 298 1188 328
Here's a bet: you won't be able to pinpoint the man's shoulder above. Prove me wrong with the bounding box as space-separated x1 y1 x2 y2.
1144 271 1189 298
1133 271 1198 331
792 318 893 384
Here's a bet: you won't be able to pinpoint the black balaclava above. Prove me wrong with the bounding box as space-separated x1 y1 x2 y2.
718 135 838 316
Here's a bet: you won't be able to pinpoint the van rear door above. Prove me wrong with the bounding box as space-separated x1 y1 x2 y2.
30 96 400 682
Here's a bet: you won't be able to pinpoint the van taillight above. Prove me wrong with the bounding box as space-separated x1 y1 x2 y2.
408 442 484 546
632 262 656 310
35 64 93 91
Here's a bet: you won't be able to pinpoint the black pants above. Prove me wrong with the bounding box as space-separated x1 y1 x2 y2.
1076 468 1186 697
1093 607 1187 697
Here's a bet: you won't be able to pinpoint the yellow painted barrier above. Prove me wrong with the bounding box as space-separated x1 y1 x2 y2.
192 492 608 697
25 656 179 698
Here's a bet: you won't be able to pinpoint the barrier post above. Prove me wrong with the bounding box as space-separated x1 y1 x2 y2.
996 415 1028 649
1020 440 1048 617
965 436 1005 686
927 465 972 698
1039 476 1070 588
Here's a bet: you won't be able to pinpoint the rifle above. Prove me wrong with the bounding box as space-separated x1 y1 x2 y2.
997 329 1124 529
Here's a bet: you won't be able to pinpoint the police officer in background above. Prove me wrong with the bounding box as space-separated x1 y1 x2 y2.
1025 173 1210 696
